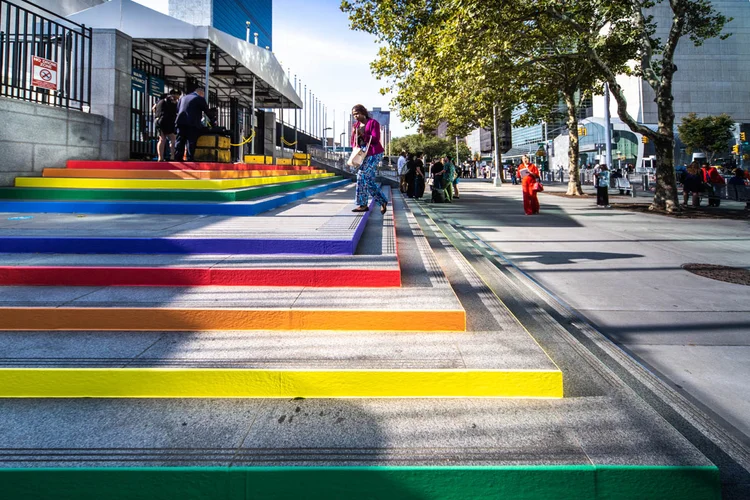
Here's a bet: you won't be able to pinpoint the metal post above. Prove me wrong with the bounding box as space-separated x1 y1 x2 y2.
455 136 460 165
251 76 256 154
204 42 211 97
280 96 285 158
303 84 307 134
294 76 298 151
493 104 502 186
245 22 250 43
254 32 258 45
604 82 613 168
332 109 335 148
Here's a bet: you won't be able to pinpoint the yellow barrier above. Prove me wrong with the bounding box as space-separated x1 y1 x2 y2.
244 155 265 164
276 158 293 166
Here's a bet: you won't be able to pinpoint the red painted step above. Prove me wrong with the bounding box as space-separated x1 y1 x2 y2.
0 266 401 287
65 160 318 172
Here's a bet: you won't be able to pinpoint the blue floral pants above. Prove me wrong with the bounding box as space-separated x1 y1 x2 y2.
355 153 388 207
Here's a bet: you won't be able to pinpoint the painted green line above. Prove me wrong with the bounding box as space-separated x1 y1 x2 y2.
0 177 342 202
0 465 719 500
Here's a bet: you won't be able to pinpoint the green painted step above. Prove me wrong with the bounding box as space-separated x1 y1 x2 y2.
0 177 343 202
0 465 720 500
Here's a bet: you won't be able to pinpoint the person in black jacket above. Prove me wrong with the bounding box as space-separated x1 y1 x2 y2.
174 87 213 161
152 89 180 161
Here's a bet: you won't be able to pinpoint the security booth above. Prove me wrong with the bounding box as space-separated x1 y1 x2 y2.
70 0 302 162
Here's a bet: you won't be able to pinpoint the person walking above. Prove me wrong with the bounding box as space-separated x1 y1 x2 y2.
152 89 180 161
682 162 703 207
397 151 408 193
594 164 610 207
174 87 213 162
727 168 750 210
405 153 425 199
351 104 388 214
701 163 726 207
517 155 541 215
442 156 456 202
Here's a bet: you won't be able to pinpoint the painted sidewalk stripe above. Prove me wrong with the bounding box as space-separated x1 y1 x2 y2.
0 177 340 202
0 308 466 332
43 168 326 179
0 368 561 398
15 173 335 190
0 179 349 216
0 266 401 287
0 465 722 500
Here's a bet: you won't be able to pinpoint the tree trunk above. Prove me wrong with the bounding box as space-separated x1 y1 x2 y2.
650 77 681 212
564 91 583 195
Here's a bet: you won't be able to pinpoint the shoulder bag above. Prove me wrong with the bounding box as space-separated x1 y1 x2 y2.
347 135 372 169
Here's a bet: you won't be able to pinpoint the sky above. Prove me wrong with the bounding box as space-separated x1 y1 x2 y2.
134 0 414 141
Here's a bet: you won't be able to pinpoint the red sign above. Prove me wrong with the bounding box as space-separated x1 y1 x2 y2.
32 56 58 90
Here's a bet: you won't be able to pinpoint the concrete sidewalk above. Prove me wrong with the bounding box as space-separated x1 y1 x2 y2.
420 179 750 441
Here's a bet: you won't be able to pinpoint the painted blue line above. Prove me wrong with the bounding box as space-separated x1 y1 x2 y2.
0 237 354 255
0 180 350 216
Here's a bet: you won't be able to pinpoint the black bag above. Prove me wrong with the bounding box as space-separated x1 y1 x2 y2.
432 188 446 203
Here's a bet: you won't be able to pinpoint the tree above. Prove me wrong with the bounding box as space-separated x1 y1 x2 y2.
544 0 731 211
677 113 735 163
390 133 471 162
341 0 628 196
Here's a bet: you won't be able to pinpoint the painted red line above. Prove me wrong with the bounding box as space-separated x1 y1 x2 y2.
0 267 401 287
65 161 317 172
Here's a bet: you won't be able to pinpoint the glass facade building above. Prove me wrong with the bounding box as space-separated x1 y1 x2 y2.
169 0 273 50
213 0 272 49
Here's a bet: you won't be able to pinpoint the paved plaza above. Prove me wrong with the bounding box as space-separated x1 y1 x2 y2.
0 164 748 498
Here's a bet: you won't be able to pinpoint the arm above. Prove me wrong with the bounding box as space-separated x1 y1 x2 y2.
364 119 380 145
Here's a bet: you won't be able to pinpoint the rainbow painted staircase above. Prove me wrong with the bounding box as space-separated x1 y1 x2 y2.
0 161 720 499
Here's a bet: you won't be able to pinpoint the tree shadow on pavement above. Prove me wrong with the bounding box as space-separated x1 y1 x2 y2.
505 251 643 266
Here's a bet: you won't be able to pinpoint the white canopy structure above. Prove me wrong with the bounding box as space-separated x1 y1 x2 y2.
70 0 301 108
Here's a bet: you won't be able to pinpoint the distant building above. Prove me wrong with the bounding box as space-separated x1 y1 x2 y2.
169 0 273 49
465 128 492 157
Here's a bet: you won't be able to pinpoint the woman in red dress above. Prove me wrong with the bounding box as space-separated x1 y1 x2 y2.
517 155 541 215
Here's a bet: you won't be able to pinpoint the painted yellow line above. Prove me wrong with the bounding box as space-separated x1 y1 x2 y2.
41 169 327 179
0 308 466 332
0 368 563 398
15 173 335 190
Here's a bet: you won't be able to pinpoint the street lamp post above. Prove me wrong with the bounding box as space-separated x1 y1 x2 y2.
322 127 332 147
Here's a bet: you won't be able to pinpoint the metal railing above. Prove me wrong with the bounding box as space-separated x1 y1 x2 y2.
0 0 92 110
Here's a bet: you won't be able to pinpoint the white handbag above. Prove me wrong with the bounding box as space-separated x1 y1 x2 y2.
347 136 372 169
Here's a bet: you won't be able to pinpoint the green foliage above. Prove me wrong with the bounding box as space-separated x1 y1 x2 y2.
390 134 471 162
677 113 735 162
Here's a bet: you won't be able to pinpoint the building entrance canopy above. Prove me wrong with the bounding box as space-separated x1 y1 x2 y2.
70 0 302 109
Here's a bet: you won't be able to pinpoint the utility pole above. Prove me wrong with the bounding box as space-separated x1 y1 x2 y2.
604 82 613 168
493 104 502 187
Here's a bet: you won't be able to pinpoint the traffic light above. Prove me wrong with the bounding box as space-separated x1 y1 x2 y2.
641 136 649 144
741 132 746 142
732 144 739 154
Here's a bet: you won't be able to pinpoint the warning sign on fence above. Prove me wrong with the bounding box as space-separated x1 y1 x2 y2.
32 56 58 90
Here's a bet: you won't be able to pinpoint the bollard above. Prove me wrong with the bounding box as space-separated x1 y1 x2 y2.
642 174 649 191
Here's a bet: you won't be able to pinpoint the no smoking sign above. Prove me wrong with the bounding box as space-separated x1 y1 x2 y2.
32 56 58 90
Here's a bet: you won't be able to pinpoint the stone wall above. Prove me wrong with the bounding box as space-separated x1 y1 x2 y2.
0 97 105 186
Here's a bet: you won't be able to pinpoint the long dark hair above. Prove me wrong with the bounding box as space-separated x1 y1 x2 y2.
352 104 370 119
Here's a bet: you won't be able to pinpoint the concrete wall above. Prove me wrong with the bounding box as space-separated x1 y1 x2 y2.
0 97 104 186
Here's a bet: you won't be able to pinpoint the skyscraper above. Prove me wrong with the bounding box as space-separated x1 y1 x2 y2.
169 0 272 49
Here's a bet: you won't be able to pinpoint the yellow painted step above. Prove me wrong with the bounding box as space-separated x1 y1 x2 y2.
293 159 311 166
293 153 311 160
0 368 563 398
276 158 293 166
15 173 335 190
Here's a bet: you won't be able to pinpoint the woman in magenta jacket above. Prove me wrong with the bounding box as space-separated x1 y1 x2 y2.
351 104 389 214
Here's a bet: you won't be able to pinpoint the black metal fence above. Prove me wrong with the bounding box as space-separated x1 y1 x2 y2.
0 0 92 110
